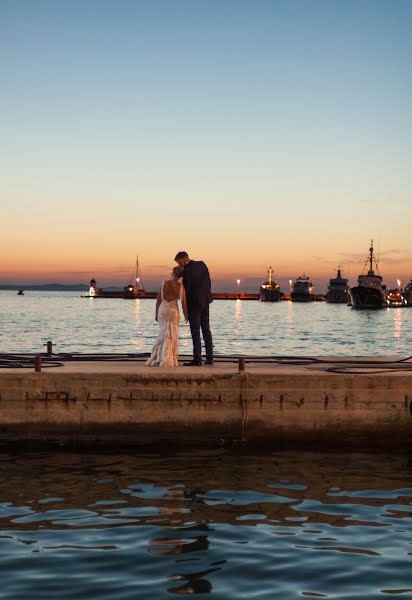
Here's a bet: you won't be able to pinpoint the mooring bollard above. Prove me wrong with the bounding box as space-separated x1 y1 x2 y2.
45 340 53 356
35 355 42 372
238 357 246 372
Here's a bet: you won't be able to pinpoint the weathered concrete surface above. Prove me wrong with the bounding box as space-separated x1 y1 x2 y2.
1 360 412 447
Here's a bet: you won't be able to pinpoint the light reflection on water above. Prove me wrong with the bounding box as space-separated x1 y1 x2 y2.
1 450 412 598
1 291 412 355
393 308 404 353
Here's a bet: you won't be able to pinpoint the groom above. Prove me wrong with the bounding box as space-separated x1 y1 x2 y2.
174 251 213 366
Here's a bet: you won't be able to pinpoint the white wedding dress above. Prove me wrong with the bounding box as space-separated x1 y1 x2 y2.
146 282 182 367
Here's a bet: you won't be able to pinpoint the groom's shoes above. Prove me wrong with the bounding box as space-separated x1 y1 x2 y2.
183 360 202 366
204 359 214 366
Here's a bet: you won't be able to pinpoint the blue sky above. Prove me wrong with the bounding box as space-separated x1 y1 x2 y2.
1 0 411 288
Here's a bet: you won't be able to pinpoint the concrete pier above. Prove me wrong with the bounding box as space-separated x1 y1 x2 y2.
1 357 412 448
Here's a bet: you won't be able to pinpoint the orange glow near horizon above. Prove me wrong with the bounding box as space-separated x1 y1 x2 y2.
2 256 411 287
2 230 412 287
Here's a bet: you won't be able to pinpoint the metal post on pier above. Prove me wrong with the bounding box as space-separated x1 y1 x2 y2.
34 355 42 372
238 357 246 372
45 341 53 356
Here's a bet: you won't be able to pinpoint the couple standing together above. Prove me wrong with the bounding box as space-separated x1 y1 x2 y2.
146 251 213 367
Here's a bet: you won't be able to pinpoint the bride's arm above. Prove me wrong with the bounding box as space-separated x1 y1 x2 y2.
180 285 189 323
155 291 161 322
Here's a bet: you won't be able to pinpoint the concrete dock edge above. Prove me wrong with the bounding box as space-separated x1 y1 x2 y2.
1 361 412 447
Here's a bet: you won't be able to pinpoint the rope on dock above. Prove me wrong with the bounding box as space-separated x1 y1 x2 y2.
0 354 64 369
0 352 412 373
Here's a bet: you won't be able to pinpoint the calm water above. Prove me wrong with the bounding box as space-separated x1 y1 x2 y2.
0 291 410 356
1 449 412 599
2 294 412 597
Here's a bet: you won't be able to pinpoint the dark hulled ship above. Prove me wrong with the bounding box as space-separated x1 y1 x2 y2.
291 275 315 302
326 267 350 304
259 267 281 302
349 241 388 309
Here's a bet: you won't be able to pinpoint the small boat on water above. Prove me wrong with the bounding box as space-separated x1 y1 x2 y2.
17 290 24 295
349 241 388 309
259 267 282 302
326 267 350 304
291 275 315 302
386 288 407 308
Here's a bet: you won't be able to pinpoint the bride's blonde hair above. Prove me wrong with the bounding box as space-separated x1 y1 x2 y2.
172 266 183 279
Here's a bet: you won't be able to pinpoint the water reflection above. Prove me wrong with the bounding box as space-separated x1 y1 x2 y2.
392 307 404 353
133 299 142 350
235 298 242 325
285 298 293 324
1 450 412 598
1 291 412 356
167 565 215 595
134 298 141 327
233 299 243 349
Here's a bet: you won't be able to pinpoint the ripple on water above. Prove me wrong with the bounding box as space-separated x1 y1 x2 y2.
0 450 412 598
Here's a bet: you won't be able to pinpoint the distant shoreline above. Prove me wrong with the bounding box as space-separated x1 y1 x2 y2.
0 284 122 292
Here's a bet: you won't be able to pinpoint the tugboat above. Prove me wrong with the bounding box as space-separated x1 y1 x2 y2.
291 275 315 302
386 288 407 308
349 241 388 309
326 267 350 304
403 280 412 307
17 289 24 295
259 267 281 302
386 279 407 307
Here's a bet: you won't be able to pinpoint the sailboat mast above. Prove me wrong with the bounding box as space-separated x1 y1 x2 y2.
136 254 139 286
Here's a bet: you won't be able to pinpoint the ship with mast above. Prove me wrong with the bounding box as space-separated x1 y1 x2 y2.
123 255 148 298
259 267 282 302
83 255 156 299
326 267 350 304
349 241 388 309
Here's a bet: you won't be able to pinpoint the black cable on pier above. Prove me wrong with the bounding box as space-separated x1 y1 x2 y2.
0 352 412 373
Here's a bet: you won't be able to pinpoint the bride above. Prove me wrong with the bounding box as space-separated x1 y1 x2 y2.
146 266 188 367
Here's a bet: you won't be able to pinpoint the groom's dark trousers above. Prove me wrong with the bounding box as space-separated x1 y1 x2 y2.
188 304 213 363
183 260 213 363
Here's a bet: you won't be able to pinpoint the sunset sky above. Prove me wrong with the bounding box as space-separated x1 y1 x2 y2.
1 0 411 291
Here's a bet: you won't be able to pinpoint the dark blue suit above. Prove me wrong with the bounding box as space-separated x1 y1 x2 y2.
183 260 213 362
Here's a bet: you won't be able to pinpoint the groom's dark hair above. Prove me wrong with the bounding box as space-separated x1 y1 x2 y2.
174 251 188 260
